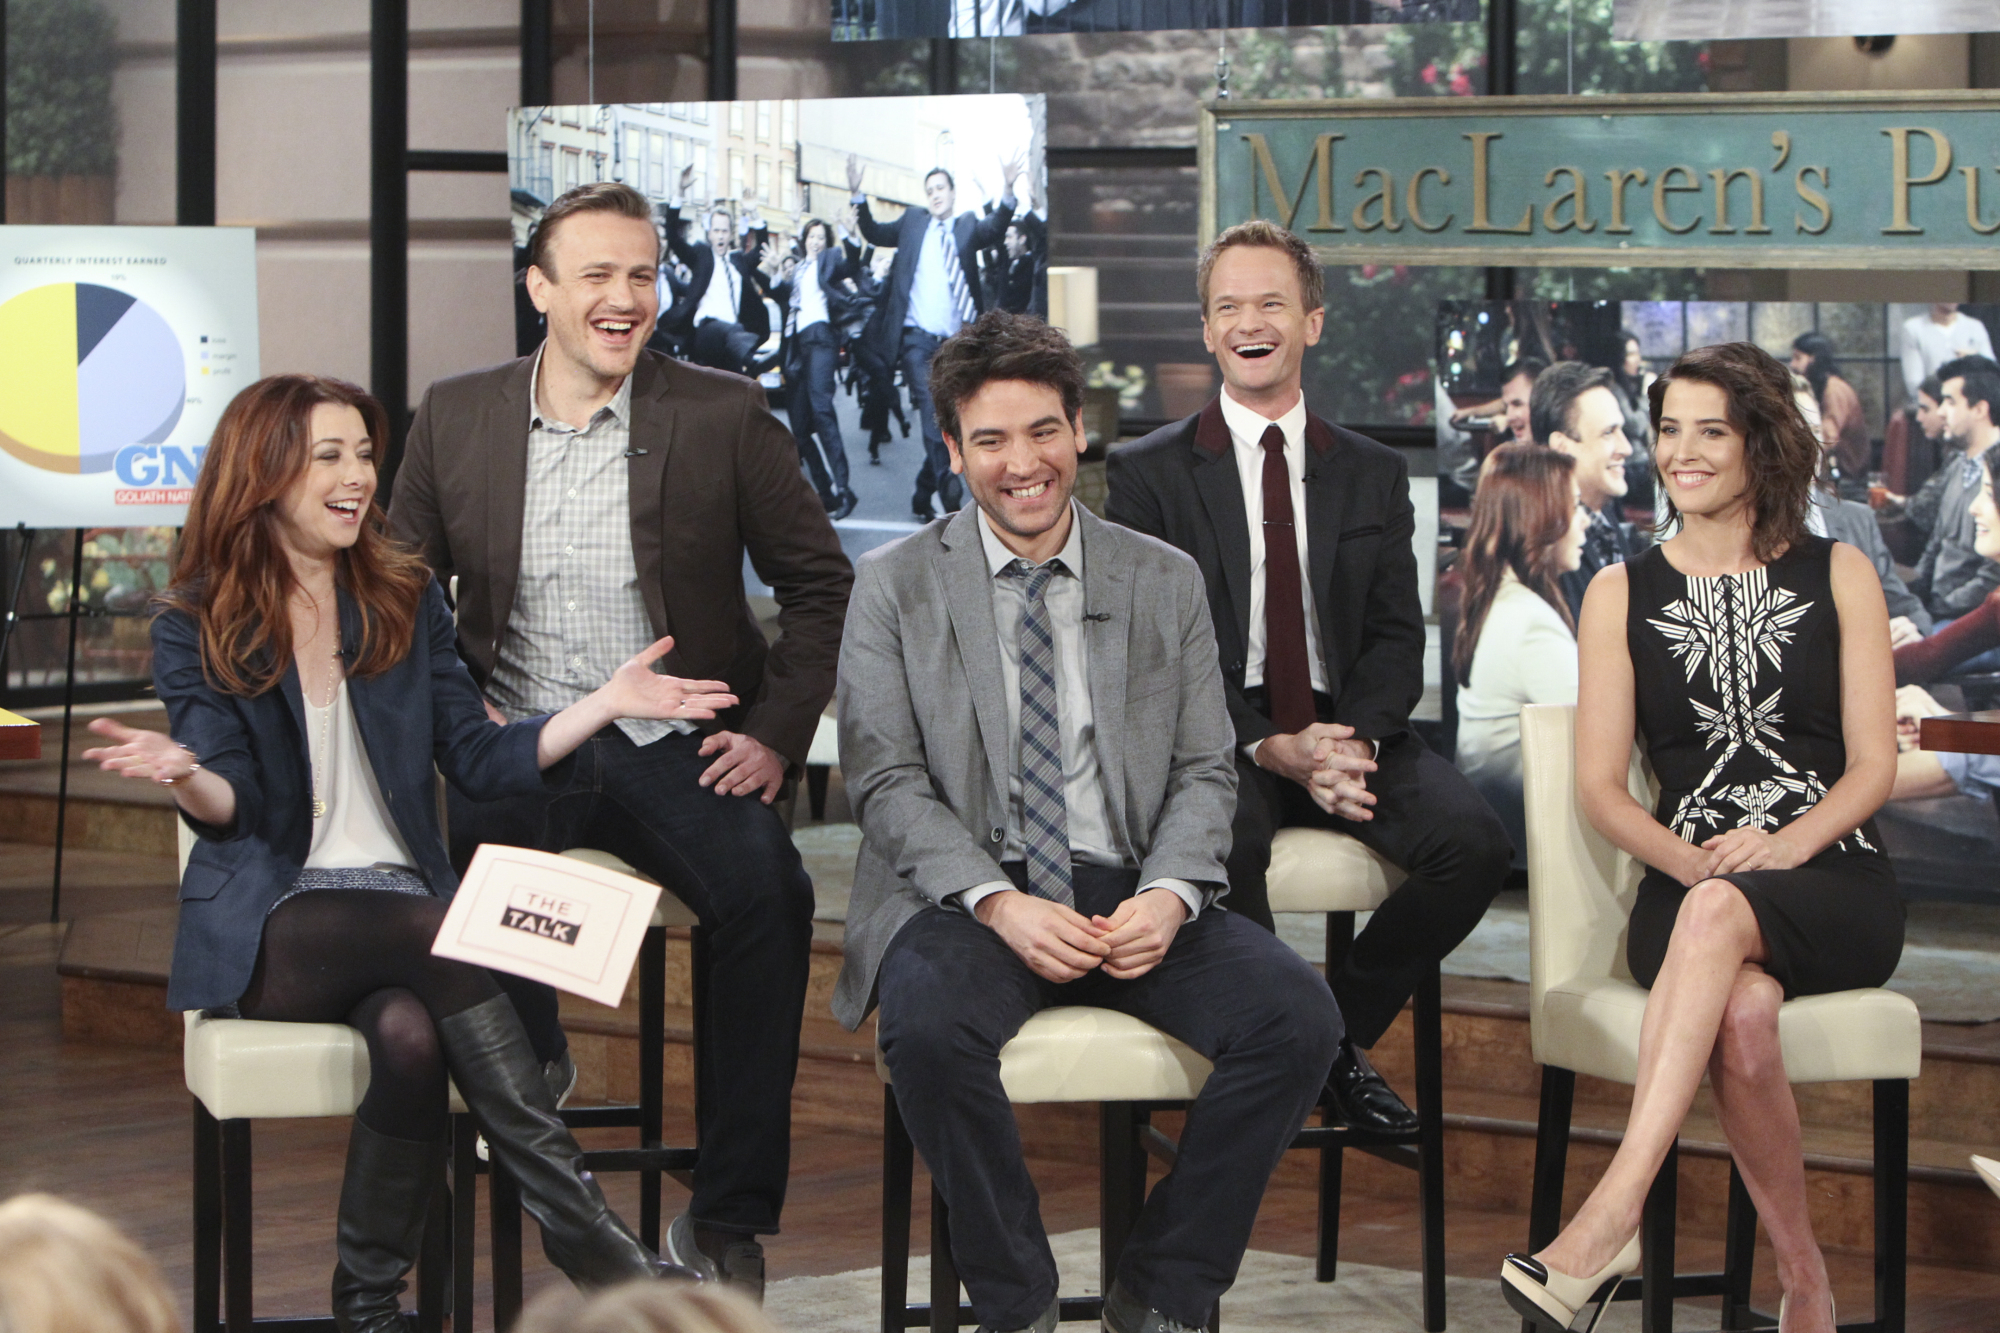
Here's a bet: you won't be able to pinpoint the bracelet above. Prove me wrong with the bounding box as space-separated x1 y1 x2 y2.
159 742 201 786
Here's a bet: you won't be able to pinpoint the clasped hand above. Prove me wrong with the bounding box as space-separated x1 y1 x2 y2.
974 888 1187 983
1259 722 1377 821
1681 826 1807 883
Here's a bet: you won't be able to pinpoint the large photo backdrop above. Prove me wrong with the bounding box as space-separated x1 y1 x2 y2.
509 95 1047 541
1433 298 2000 923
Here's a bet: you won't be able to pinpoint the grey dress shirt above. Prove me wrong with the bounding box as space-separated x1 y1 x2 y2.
957 507 1204 919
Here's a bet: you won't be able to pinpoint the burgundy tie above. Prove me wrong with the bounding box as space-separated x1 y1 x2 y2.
1259 425 1316 734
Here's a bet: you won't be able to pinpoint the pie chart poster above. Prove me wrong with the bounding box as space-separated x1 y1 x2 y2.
0 226 258 529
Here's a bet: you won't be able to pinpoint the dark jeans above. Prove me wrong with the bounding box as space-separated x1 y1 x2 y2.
899 326 961 514
876 865 1339 1328
692 319 761 376
788 322 850 502
446 726 815 1235
1227 702 1510 1048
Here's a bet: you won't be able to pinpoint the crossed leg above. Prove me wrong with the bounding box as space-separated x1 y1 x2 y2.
1531 879 1818 1302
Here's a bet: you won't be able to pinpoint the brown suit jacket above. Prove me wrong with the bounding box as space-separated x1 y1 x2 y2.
389 350 853 770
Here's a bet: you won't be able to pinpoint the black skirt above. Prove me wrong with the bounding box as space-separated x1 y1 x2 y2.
1626 849 1904 998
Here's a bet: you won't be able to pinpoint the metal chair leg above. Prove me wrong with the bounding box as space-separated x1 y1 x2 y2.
451 1114 478 1333
883 1089 914 1333
491 1158 524 1332
639 922 666 1250
1642 1141 1678 1333
1720 1166 1758 1331
1875 1079 1909 1333
1414 967 1446 1333
1314 1125 1343 1283
929 1182 960 1333
221 1119 253 1333
192 1102 222 1333
1525 1067 1574 1333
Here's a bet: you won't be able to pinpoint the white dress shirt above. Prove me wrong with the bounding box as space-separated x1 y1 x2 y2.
956 505 1204 921
793 253 830 330
1901 310 1995 401
694 247 742 327
1219 388 1329 699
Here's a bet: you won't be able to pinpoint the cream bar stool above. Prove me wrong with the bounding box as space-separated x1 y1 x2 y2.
1519 703 1919 1333
469 846 704 1331
180 822 451 1333
878 1006 1214 1332
1265 827 1446 1333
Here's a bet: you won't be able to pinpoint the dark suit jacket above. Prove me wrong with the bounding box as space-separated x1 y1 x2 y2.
389 350 853 771
157 581 552 1012
662 207 774 342
1106 398 1426 750
853 196 1013 362
773 246 863 376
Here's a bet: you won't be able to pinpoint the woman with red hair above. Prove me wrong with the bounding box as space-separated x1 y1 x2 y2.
83 375 716 1329
1452 444 1588 866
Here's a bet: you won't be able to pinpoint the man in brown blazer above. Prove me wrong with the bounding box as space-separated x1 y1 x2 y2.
390 182 853 1297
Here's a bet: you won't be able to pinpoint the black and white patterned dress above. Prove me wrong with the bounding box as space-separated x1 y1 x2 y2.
1624 536 1903 996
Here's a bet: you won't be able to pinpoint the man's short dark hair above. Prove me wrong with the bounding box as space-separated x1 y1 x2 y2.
1529 361 1615 447
1502 357 1549 387
528 182 655 280
1944 361 2000 423
925 167 955 191
1918 374 1943 404
928 311 1085 445
1196 220 1325 314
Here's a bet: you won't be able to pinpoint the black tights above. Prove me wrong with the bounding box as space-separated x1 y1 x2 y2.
238 890 501 1141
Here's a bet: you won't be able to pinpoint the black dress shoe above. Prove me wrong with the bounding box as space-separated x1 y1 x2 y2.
1324 1040 1420 1136
1102 1280 1201 1333
832 489 859 521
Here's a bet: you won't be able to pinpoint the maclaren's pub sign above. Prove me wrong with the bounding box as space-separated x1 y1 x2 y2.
1201 91 2000 269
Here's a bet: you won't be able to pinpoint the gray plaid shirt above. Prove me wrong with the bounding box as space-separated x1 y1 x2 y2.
484 348 691 745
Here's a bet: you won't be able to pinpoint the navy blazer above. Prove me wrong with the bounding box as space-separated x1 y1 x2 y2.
156 579 553 1012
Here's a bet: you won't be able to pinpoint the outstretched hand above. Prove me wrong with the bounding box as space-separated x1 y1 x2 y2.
599 637 737 725
846 152 865 196
83 717 199 786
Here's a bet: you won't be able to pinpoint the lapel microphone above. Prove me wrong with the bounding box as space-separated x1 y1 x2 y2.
624 448 649 457
1083 612 1112 622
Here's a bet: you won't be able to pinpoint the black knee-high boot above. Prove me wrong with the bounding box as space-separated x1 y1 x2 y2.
331 1120 442 1333
435 994 695 1289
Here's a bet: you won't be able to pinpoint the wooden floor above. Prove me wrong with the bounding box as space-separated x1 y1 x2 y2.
6 923 2000 1331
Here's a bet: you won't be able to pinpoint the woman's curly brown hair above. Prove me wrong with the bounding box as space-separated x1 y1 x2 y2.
1647 341 1819 564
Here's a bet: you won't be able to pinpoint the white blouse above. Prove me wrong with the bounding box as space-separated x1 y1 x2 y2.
303 679 417 870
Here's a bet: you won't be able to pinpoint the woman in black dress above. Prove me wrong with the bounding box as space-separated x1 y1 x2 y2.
1501 343 1899 1333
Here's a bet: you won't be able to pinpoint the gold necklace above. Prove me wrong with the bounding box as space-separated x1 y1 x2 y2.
309 652 341 819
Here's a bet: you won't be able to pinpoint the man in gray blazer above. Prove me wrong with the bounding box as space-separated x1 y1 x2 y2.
833 311 1337 1333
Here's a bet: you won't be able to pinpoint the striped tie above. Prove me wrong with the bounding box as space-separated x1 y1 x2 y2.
940 220 976 333
1011 561 1074 908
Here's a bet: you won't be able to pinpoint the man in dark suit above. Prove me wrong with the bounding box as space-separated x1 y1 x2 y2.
836 311 1336 1333
390 181 853 1297
1106 221 1510 1137
848 150 1022 520
659 171 775 376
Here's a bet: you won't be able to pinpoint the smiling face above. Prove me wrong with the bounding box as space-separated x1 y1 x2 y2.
1654 378 1751 523
1973 469 1998 561
1501 371 1536 444
803 222 828 257
1201 243 1324 417
1549 384 1632 510
946 378 1086 562
274 403 375 566
924 170 956 219
525 210 660 386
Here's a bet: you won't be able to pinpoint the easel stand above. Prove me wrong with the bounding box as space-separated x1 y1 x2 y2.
0 526 91 925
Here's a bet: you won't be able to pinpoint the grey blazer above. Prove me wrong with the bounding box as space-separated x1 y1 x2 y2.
831 505 1238 1030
